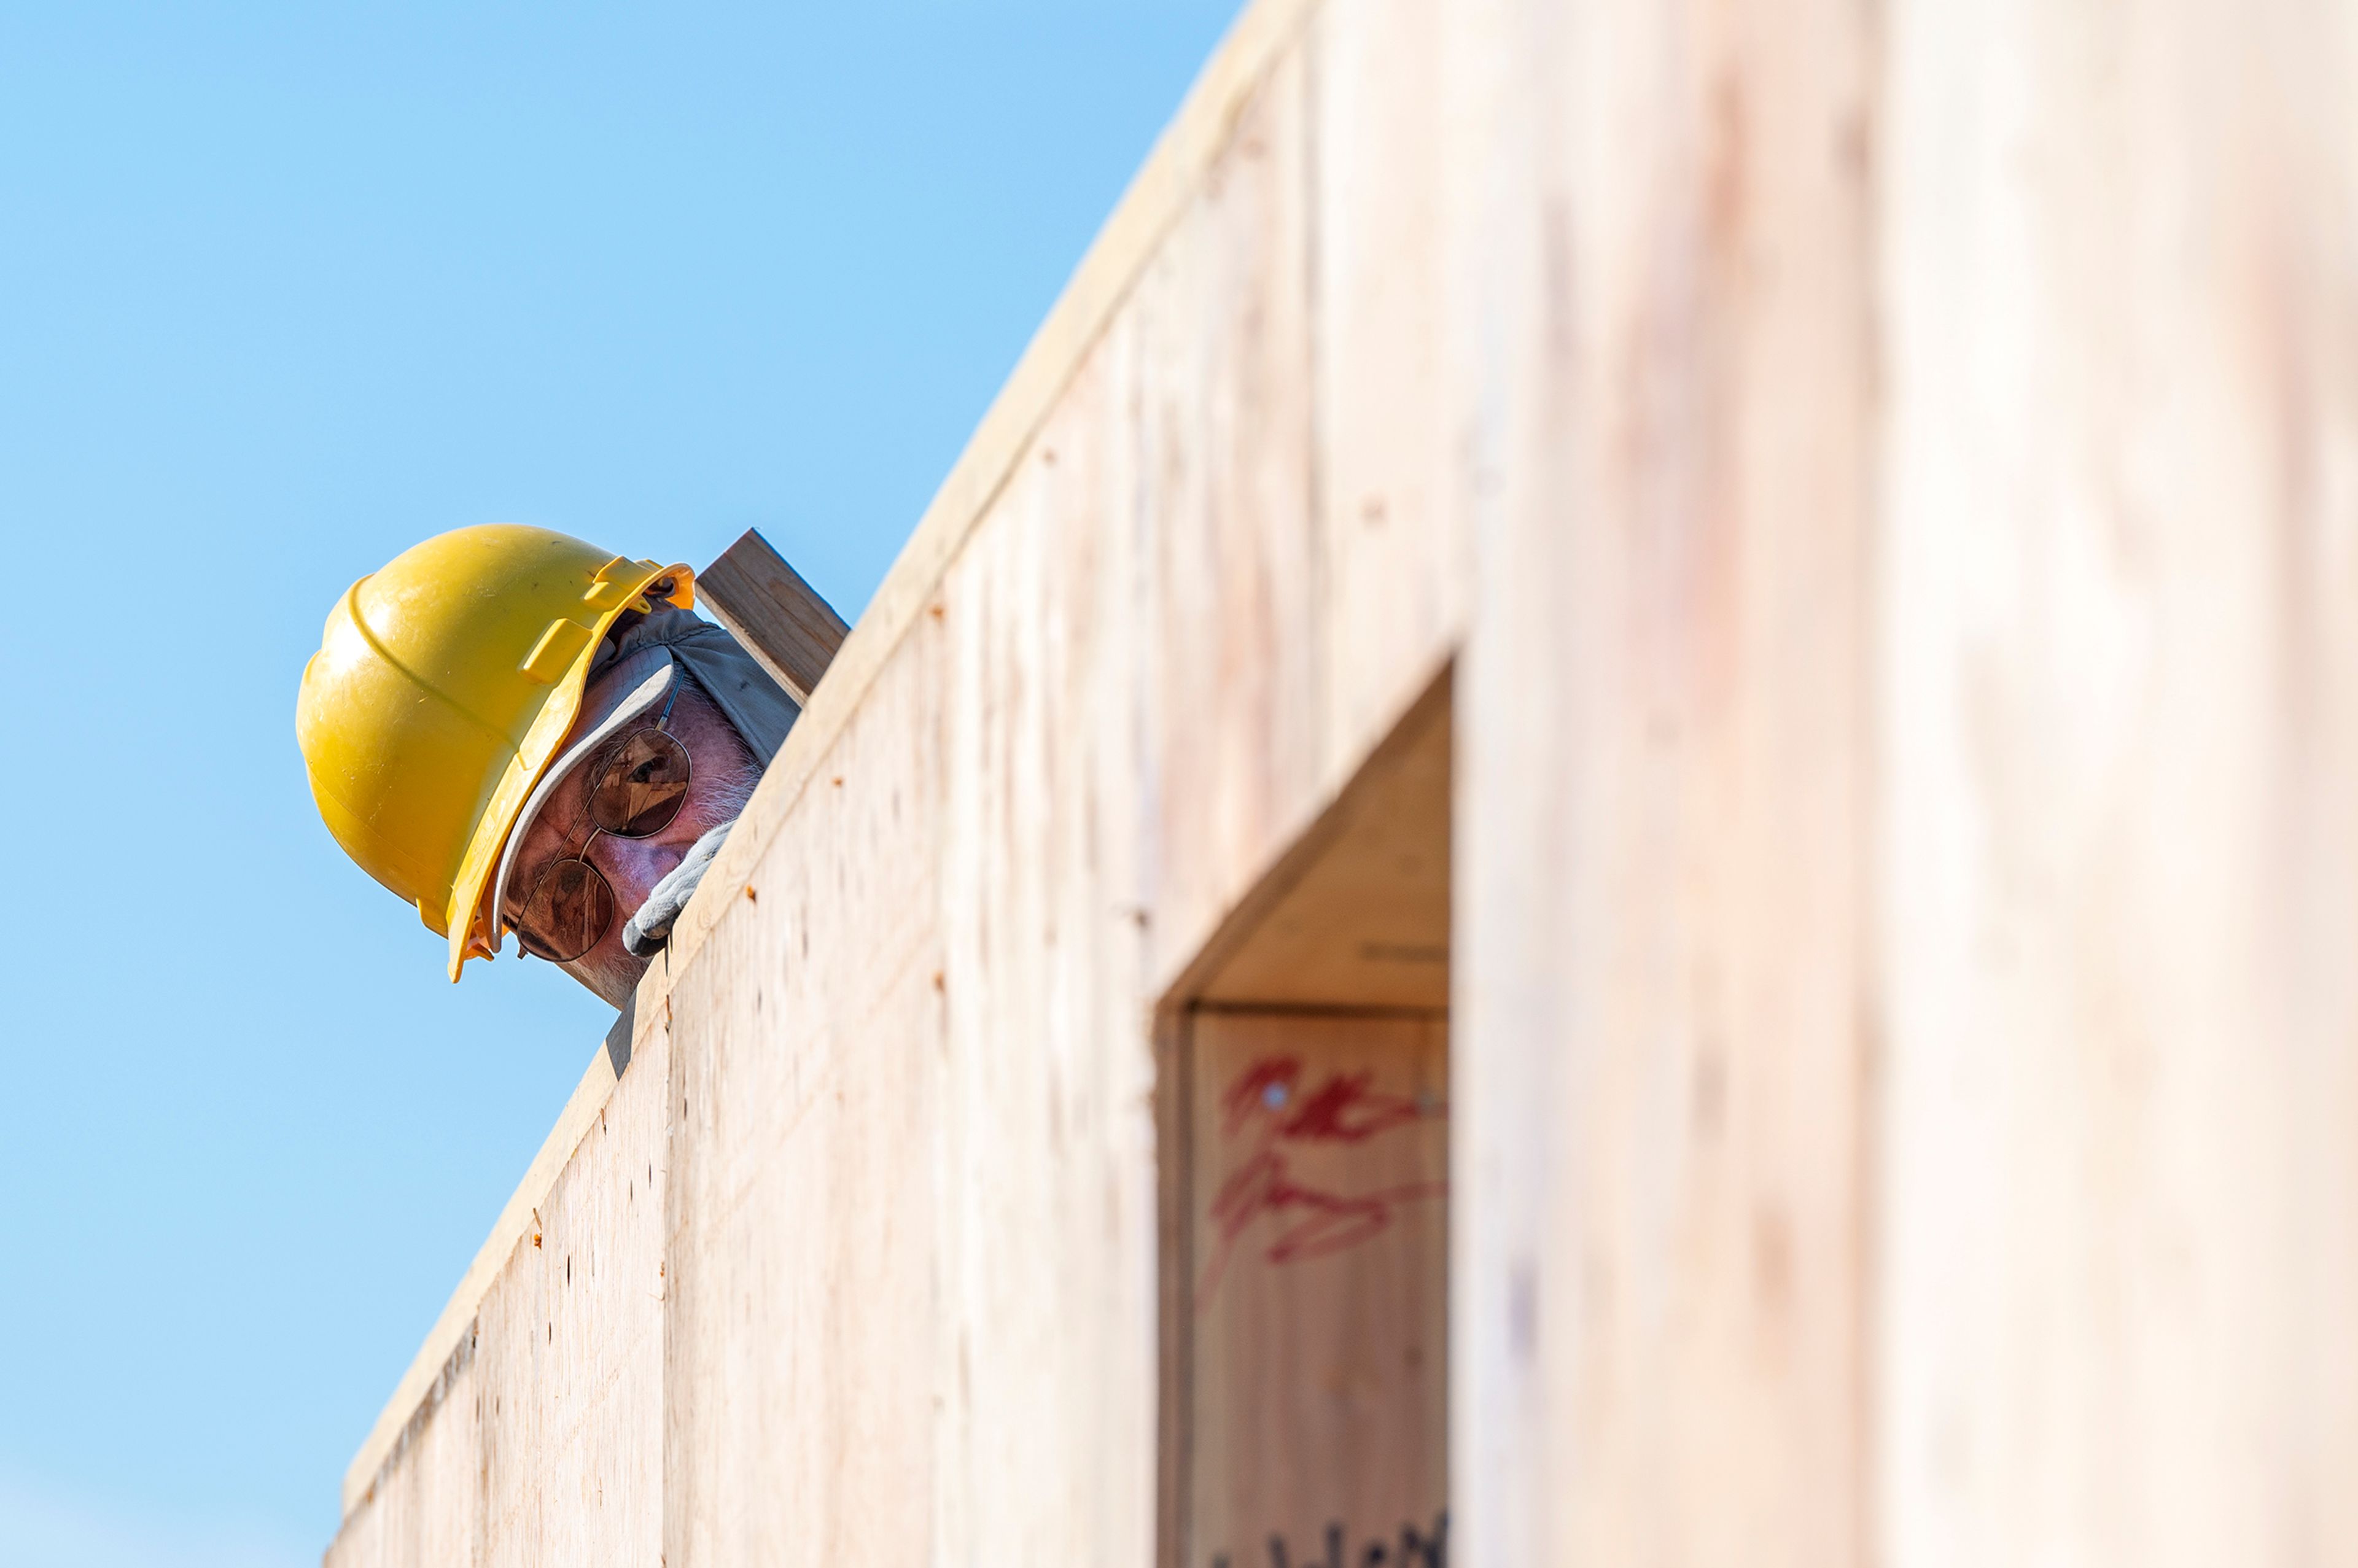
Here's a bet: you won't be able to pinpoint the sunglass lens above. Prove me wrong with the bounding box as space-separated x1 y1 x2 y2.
520 856 615 963
589 731 692 837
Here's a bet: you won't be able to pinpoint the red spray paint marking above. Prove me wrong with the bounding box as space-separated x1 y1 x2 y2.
1195 1054 1447 1313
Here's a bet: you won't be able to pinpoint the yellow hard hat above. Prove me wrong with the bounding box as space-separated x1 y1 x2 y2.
295 524 693 980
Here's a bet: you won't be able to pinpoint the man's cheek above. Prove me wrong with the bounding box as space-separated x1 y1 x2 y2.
602 836 687 910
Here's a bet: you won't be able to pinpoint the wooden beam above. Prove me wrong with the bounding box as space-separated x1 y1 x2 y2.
697 529 852 706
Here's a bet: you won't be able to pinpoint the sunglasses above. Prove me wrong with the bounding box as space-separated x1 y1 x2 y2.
509 682 693 963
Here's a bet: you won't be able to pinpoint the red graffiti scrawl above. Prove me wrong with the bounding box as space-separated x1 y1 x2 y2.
1195 1054 1447 1312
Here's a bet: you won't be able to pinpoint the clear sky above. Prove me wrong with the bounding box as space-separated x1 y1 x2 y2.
0 3 1237 1560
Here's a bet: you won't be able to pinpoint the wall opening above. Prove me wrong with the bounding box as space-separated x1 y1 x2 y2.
1161 672 1452 1568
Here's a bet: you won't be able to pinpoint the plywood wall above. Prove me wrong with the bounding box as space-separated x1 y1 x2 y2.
1875 1 2358 1561
327 0 2358 1563
1446 0 1875 1560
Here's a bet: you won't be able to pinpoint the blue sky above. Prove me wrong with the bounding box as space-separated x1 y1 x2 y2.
0 4 1237 1560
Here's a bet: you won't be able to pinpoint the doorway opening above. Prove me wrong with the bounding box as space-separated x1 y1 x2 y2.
1160 672 1452 1568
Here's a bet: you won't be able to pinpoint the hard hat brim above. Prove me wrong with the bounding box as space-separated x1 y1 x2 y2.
442 562 694 982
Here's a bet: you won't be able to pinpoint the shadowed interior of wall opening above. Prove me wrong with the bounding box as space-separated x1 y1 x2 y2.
1161 671 1452 1568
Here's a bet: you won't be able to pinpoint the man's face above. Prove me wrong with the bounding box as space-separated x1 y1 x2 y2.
500 664 757 1004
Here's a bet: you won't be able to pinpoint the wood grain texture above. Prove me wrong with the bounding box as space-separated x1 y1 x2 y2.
697 528 851 706
1877 1 2358 1562
1185 1010 1449 1568
342 1043 624 1515
1447 0 1874 1563
933 320 1162 1561
1137 47 1327 996
1308 0 1463 791
659 620 949 1567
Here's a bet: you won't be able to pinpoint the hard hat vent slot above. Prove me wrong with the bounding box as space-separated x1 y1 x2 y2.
519 618 596 685
582 578 639 612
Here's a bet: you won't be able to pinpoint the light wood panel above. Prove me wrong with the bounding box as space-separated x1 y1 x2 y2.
1448 0 1875 1564
932 316 1162 1558
1184 1009 1449 1568
658 619 949 1567
1876 1 2358 1562
1137 46 1327 996
1309 0 1462 791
